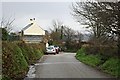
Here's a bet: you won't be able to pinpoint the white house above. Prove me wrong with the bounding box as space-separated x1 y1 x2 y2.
21 18 45 43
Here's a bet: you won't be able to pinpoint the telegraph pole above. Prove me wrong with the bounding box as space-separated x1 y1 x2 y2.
61 25 63 40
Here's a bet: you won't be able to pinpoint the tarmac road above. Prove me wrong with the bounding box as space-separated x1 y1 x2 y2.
34 52 113 78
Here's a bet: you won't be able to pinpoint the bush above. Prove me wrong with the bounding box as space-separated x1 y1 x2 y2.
63 41 82 52
76 47 86 57
82 55 101 67
76 48 101 67
2 42 28 79
82 44 118 58
2 28 9 41
100 58 120 77
76 46 120 77
2 41 44 79
17 42 44 64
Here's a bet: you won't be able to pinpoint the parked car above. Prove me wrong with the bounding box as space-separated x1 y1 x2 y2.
45 46 56 55
50 45 60 54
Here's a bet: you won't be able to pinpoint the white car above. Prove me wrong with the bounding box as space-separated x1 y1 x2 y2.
46 46 56 55
50 45 60 54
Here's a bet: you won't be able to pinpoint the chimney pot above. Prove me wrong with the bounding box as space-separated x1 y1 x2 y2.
30 19 32 21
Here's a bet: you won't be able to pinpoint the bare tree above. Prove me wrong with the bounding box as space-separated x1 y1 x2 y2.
50 20 63 33
1 16 15 33
72 1 120 56
64 26 75 41
72 2 120 42
49 20 62 41
76 31 83 43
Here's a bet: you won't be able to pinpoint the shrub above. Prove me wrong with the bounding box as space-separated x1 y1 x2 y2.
76 48 101 67
76 47 86 57
2 28 9 41
76 46 120 77
83 55 101 67
17 42 44 64
82 44 118 58
2 41 44 79
100 58 120 77
2 42 28 79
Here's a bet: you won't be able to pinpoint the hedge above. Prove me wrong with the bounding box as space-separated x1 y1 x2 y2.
2 41 44 80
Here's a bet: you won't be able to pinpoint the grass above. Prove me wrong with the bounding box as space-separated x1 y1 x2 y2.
76 48 101 67
100 58 120 77
76 47 120 77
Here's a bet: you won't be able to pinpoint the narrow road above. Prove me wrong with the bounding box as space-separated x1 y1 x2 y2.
34 52 112 78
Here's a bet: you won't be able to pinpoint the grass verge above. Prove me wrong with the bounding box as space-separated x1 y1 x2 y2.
76 47 120 77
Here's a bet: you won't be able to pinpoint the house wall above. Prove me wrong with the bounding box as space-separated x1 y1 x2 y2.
24 23 45 35
22 19 46 43
23 35 43 43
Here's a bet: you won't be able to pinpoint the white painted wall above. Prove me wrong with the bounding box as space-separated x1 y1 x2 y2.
46 43 49 48
24 22 45 35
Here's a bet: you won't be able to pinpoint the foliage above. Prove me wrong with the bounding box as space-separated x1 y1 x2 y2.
72 2 120 42
76 47 120 77
50 32 61 41
2 42 28 79
50 20 62 41
83 44 118 57
1 28 9 41
1 17 15 33
100 58 120 77
1 28 20 41
2 41 44 79
73 2 120 77
17 42 44 64
76 47 86 57
9 32 20 41
76 48 101 67
49 20 83 52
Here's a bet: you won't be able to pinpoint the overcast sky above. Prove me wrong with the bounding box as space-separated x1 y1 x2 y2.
2 2 90 33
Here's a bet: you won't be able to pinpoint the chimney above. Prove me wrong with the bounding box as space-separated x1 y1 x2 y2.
30 18 36 24
30 19 32 21
33 18 35 20
30 18 33 24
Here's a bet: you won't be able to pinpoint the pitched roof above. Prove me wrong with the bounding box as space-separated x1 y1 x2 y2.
22 23 33 31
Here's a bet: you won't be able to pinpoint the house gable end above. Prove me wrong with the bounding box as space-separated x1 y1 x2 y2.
23 23 45 35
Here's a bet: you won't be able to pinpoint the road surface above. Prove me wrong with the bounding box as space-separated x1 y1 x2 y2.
32 52 112 78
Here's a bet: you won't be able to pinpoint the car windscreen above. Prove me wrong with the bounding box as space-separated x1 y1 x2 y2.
47 47 53 50
54 45 57 47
